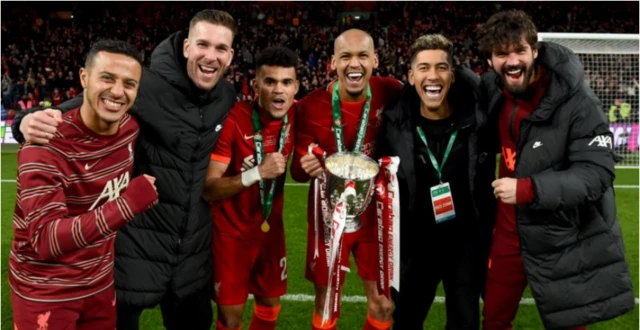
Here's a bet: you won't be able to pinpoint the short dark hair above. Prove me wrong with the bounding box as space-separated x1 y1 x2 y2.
84 39 142 69
409 34 453 67
255 46 298 72
189 9 237 38
477 10 538 56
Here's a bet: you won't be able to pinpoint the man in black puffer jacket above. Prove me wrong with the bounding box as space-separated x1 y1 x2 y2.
380 34 496 330
12 9 237 330
478 10 634 330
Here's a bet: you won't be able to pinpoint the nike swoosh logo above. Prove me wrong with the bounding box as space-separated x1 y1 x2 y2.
244 134 254 140
85 160 100 170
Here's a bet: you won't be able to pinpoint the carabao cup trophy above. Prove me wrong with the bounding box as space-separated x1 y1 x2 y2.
324 152 380 232
308 146 381 324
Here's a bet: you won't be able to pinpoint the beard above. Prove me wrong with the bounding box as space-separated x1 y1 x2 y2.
341 69 368 99
500 63 535 95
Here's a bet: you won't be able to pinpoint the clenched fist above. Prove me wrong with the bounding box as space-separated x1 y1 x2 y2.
300 152 323 178
20 109 63 144
258 153 286 179
492 177 517 205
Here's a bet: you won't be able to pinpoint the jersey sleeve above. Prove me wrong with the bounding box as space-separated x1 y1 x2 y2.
385 77 404 102
17 146 157 261
290 98 315 183
211 114 237 165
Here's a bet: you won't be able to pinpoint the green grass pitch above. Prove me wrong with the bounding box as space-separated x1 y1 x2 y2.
1 151 637 329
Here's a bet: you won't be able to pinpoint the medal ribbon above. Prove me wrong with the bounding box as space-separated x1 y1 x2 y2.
331 82 372 154
252 102 288 224
416 127 457 183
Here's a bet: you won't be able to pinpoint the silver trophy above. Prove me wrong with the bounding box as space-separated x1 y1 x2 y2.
324 152 380 233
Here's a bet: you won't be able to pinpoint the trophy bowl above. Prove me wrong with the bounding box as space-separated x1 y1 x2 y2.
324 152 380 233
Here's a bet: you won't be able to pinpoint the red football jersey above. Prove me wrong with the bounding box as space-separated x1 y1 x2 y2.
210 101 295 240
9 108 158 302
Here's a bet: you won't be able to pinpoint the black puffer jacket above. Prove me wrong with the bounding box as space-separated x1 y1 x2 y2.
12 31 236 307
482 42 634 329
115 31 235 307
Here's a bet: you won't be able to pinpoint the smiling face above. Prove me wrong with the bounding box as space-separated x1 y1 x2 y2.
253 65 299 120
477 10 541 96
490 36 538 95
331 29 379 101
409 49 454 113
79 51 141 135
183 21 235 91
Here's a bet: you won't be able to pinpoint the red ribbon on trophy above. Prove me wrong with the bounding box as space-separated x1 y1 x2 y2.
375 156 400 299
309 144 327 260
322 180 354 324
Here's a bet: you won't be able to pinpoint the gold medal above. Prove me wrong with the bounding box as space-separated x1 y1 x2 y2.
261 220 270 233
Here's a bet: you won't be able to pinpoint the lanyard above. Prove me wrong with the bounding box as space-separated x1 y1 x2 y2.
331 81 372 153
252 102 288 223
416 126 458 183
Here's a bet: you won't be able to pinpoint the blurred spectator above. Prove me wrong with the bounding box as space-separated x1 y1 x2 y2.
51 87 64 106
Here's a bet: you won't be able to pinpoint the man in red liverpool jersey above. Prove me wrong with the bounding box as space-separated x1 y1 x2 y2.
9 40 159 330
202 46 299 330
290 29 403 330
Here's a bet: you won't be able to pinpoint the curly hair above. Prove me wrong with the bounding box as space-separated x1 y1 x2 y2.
477 10 538 56
255 46 298 71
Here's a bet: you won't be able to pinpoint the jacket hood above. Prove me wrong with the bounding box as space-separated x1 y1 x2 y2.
531 41 584 120
150 31 191 93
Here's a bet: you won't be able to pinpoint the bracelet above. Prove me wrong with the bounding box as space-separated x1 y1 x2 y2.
241 166 261 187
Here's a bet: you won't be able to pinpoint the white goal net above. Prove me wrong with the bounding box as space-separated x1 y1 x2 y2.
538 33 640 169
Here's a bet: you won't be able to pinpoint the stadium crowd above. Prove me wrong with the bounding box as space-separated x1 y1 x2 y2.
1 1 638 117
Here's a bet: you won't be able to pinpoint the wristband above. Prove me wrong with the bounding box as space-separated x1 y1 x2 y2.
241 166 261 187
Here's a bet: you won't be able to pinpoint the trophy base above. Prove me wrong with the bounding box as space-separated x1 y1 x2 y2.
344 215 363 233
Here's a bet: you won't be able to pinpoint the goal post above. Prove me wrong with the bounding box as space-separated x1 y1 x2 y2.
538 33 640 169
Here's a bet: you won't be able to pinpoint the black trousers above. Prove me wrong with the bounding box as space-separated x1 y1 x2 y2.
116 289 213 330
393 226 482 330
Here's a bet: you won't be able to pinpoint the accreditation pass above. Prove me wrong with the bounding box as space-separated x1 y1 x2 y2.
430 182 455 223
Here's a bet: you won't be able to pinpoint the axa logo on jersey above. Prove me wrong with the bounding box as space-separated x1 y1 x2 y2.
89 172 130 211
588 135 613 149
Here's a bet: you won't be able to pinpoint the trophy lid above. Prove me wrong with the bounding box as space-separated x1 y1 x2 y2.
325 152 380 181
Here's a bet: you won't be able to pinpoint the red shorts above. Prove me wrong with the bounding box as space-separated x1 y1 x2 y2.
305 196 378 285
12 285 116 330
212 227 287 305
